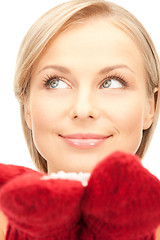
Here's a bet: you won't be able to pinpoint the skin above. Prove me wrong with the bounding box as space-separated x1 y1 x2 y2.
156 226 160 239
0 211 7 238
25 18 155 174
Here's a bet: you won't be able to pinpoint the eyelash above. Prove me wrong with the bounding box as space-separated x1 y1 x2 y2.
100 74 128 88
43 74 66 87
43 74 128 88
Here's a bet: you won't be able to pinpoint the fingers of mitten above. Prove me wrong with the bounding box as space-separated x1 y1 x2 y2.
81 151 160 239
5 224 80 240
0 163 40 187
0 174 83 237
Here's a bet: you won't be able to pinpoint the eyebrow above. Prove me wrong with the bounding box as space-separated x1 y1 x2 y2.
38 64 135 75
39 65 71 74
98 64 135 75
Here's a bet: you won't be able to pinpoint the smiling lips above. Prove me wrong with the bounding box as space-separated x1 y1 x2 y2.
59 133 111 148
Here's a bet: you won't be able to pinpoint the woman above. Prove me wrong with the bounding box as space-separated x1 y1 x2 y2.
0 0 160 238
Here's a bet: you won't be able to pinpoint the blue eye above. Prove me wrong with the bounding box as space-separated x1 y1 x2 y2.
43 75 69 89
102 79 112 88
49 79 68 89
101 76 127 89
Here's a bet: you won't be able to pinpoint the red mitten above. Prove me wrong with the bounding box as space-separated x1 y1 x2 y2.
81 152 160 240
0 172 84 240
0 171 84 240
0 163 39 188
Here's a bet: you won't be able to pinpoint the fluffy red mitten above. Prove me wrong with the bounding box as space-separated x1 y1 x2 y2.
0 173 83 239
0 163 39 188
81 152 160 240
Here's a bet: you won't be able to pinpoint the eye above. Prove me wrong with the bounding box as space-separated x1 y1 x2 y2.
49 79 68 89
101 75 127 89
43 75 70 89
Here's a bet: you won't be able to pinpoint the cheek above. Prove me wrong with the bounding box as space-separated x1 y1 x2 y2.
101 93 146 154
102 92 146 139
119 107 144 153
30 95 67 131
28 95 68 160
115 103 144 132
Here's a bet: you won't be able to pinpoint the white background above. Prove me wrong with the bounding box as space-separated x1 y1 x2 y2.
0 0 160 178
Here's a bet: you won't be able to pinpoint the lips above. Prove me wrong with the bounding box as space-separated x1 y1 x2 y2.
59 133 111 149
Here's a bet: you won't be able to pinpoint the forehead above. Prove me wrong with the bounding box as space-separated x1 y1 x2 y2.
35 18 144 77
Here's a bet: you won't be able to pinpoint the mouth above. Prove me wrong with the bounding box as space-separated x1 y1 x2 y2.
59 133 112 149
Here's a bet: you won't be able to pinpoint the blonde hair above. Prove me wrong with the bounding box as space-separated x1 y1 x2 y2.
14 0 160 173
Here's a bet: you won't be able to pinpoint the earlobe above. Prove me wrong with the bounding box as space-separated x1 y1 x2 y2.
143 89 158 130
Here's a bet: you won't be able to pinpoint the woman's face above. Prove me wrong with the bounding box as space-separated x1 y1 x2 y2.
25 19 155 173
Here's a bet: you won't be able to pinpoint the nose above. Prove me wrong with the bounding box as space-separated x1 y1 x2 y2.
69 88 100 120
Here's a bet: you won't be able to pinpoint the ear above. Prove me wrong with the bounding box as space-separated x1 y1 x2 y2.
24 102 32 130
143 88 158 130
